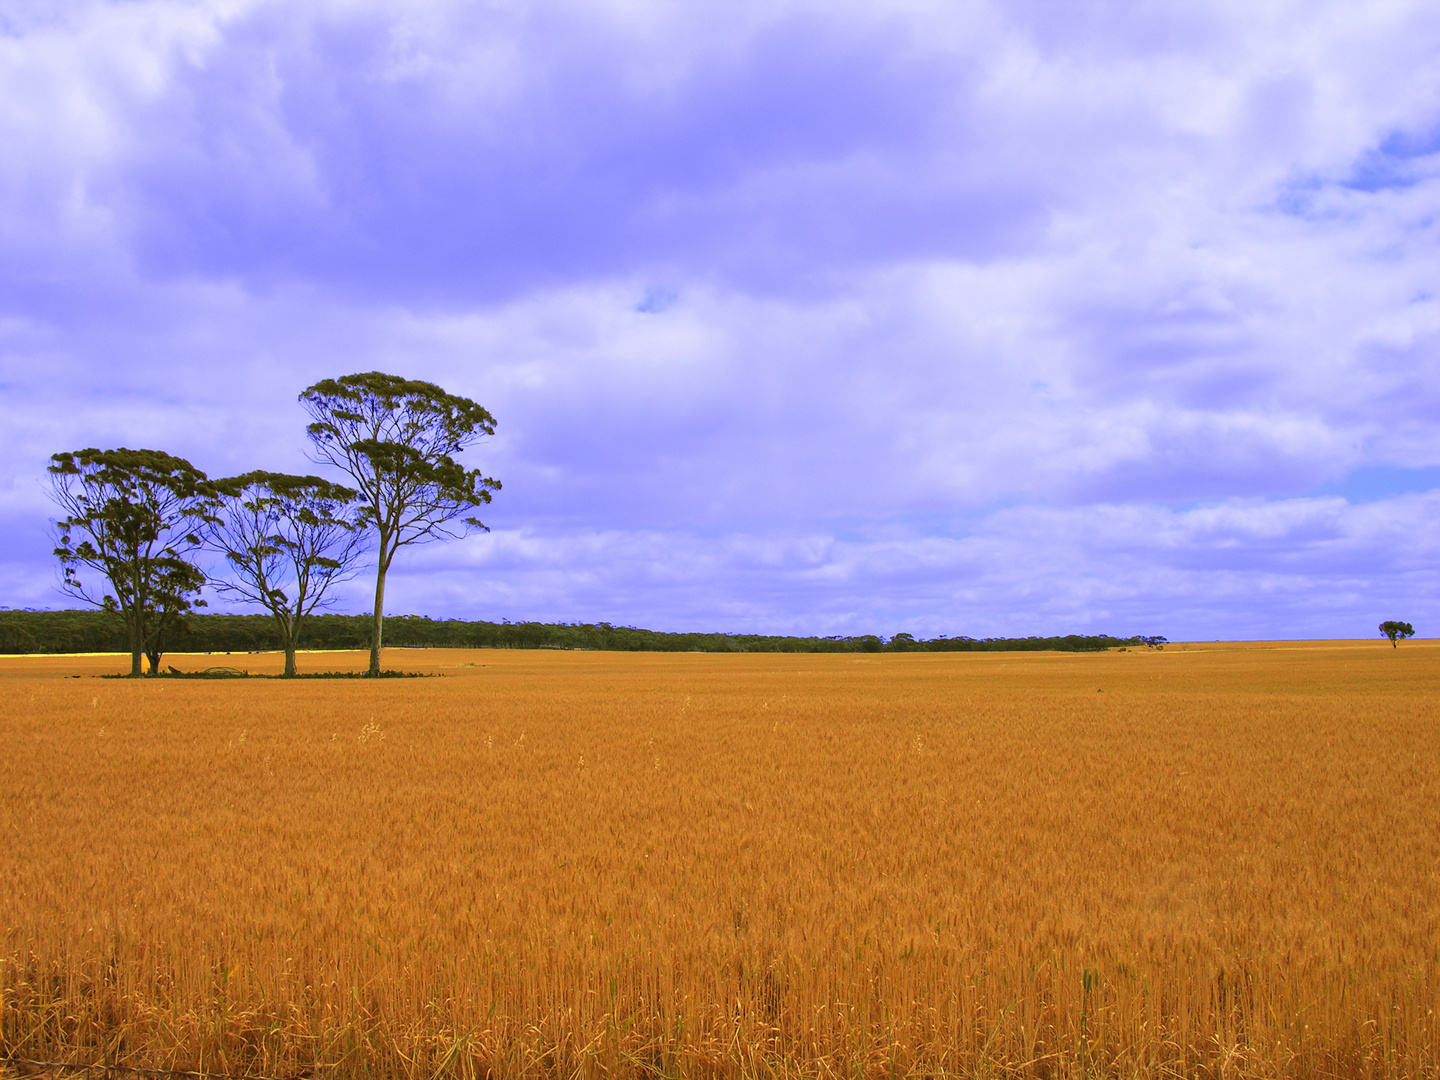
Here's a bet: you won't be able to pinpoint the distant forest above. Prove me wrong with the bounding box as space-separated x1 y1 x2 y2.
0 609 1159 656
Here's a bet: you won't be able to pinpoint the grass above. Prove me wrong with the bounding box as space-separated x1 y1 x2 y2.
2 641 1438 1078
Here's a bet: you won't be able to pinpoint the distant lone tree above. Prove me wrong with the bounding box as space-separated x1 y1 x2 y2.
205 472 365 677
49 448 215 676
300 373 500 676
1379 621 1415 648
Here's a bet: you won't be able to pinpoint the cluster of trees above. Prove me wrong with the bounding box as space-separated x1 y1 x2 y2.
0 608 1163 656
49 373 499 677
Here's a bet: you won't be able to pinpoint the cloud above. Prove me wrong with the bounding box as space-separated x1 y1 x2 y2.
2 0 1440 637
277 490 1439 642
86 1 1030 301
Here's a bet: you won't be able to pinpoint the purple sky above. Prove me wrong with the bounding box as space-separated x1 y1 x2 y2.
3 0 1439 640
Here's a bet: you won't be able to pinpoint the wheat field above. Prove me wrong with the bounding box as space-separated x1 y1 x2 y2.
1 642 1438 1079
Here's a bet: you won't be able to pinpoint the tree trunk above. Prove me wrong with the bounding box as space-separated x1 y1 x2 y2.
369 559 386 677
129 621 143 678
275 611 299 677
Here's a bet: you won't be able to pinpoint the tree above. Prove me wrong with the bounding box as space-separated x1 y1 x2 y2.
299 373 500 676
49 448 215 676
205 471 365 677
1379 621 1415 648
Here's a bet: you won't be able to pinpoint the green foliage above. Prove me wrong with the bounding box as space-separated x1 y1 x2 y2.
48 448 216 675
299 373 500 542
1379 620 1415 647
0 621 36 654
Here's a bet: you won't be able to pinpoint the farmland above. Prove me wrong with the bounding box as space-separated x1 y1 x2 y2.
2 642 1438 1079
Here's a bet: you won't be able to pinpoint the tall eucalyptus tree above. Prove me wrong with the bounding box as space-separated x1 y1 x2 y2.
300 373 500 676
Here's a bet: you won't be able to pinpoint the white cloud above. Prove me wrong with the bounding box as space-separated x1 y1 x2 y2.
2 0 1440 636
307 490 1440 641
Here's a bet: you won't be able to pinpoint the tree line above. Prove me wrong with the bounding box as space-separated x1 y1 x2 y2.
0 608 1162 657
49 373 498 677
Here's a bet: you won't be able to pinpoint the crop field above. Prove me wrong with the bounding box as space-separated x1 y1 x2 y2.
1 642 1438 1079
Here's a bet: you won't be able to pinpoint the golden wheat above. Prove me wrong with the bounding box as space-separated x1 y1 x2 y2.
2 641 1438 1078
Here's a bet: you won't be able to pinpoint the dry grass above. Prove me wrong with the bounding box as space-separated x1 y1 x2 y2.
2 641 1438 1079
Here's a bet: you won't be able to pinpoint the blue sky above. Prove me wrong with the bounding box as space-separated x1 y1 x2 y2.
2 0 1439 640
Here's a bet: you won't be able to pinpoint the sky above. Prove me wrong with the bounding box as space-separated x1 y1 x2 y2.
2 0 1439 641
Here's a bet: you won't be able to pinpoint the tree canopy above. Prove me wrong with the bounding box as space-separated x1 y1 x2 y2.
1379 620 1415 648
0 610 1162 658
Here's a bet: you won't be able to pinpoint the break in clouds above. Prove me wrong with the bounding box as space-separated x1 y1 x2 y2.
2 0 1440 640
